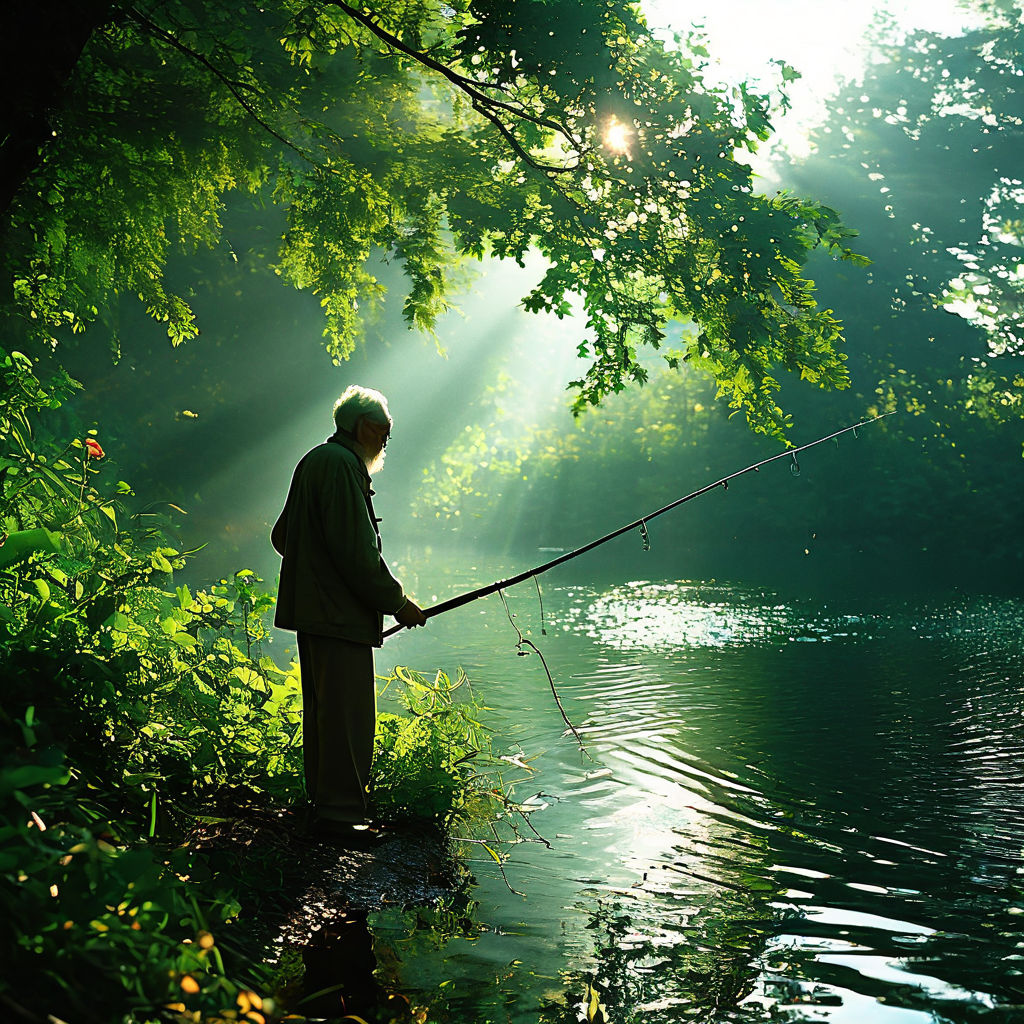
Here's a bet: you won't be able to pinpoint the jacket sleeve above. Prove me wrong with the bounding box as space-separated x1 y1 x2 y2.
270 506 287 556
321 454 406 615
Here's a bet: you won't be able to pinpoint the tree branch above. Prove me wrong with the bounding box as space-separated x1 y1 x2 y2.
127 6 320 168
470 98 571 175
327 0 581 173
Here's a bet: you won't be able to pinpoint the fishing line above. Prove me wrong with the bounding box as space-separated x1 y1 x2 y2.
533 574 547 636
497 588 593 759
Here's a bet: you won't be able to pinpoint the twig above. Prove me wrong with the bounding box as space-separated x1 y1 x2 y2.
512 804 552 849
470 97 578 173
128 8 320 168
450 836 525 896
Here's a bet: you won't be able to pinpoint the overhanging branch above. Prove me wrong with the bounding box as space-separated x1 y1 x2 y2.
128 6 320 168
327 0 581 173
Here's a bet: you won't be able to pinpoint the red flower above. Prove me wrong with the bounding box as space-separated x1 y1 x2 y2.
84 438 105 460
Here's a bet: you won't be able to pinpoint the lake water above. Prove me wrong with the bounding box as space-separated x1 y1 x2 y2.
372 568 1024 1023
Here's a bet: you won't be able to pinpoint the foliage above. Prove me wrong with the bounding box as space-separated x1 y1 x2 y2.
764 0 1024 582
410 337 719 531
0 350 304 811
782 0 1024 431
3 0 865 438
0 727 269 1021
373 666 497 828
409 330 1021 589
0 345 302 1020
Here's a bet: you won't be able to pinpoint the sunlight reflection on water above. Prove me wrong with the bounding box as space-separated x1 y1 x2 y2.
574 580 868 649
571 580 1024 656
380 576 1024 1023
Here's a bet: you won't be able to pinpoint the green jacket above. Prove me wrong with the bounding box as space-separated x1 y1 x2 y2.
272 434 406 647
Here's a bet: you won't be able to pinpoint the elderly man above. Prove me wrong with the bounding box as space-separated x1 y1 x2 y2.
272 385 426 838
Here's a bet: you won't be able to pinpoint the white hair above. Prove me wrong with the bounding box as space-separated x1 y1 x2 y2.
333 385 392 433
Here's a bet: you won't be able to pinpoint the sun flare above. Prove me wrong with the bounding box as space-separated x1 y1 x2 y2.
603 117 633 157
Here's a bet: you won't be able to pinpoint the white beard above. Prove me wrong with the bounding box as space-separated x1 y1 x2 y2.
365 448 387 475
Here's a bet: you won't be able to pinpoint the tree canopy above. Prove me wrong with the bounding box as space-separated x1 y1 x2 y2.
388 0 1024 589
2 0 865 438
783 0 1023 430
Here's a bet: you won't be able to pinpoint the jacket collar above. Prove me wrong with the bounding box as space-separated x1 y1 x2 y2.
327 431 373 490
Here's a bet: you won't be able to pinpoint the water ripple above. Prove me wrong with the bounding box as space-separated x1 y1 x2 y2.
382 579 1024 1023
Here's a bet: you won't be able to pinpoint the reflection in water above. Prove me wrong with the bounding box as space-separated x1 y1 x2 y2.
378 579 1024 1022
297 911 381 1019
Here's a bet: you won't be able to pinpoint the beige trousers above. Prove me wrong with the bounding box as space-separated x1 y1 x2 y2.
297 632 376 824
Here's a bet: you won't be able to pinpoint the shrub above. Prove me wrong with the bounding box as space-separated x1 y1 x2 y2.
0 348 299 1020
372 666 499 829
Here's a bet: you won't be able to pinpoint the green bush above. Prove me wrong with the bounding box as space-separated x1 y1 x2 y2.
372 666 502 829
0 348 301 1020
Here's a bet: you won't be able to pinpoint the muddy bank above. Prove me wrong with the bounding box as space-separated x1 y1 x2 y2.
187 805 468 1019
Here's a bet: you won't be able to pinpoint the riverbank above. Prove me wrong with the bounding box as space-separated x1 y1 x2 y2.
180 803 467 1022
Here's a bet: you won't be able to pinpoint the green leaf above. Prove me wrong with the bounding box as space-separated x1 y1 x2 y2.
0 528 62 568
151 551 174 573
481 842 503 865
47 566 68 586
0 764 70 796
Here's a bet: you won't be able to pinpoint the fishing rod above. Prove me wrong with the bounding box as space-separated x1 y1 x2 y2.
384 411 893 640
